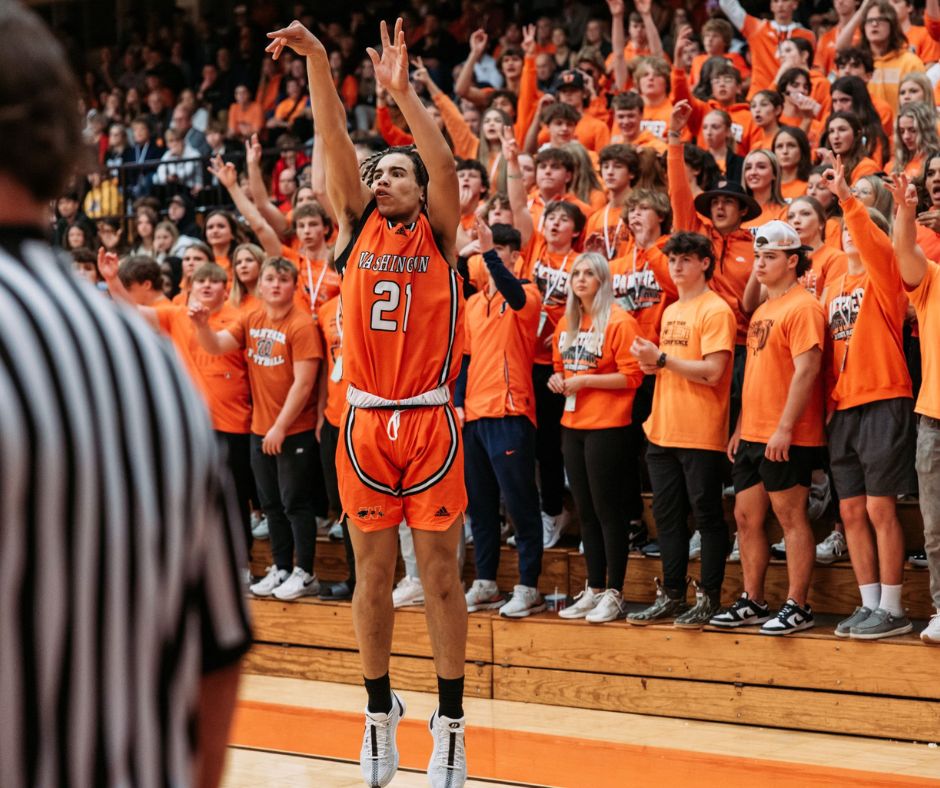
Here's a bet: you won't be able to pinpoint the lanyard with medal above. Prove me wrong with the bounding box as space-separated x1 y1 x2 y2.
305 255 328 323
566 324 595 412
537 252 571 336
330 299 345 382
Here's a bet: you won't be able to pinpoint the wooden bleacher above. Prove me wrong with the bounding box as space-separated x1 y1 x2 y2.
245 496 939 742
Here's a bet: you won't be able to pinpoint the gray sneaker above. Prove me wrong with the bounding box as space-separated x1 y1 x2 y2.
850 608 914 640
834 606 871 638
674 583 721 630
626 578 688 626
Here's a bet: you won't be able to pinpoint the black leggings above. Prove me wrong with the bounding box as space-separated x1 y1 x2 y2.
532 363 566 516
562 425 636 590
215 431 255 553
319 419 355 583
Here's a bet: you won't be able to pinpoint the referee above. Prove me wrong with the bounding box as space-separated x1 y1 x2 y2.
0 6 251 788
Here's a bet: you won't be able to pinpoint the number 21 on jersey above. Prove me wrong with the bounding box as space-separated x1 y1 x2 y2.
371 280 413 332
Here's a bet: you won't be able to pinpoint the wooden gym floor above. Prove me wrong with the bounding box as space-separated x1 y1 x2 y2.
221 675 940 787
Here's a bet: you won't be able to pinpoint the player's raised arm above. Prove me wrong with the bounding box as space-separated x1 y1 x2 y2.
367 18 460 260
266 21 372 237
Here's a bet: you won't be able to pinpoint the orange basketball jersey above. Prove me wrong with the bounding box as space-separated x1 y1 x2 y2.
337 202 464 401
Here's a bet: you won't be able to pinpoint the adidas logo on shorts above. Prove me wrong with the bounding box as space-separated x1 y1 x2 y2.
434 506 451 518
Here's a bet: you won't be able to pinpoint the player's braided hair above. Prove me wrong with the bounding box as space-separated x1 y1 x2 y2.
359 146 430 195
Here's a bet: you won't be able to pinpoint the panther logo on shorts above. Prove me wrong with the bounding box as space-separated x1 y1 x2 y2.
356 506 385 520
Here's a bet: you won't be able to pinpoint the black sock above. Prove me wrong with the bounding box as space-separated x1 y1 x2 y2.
437 675 464 719
364 673 392 715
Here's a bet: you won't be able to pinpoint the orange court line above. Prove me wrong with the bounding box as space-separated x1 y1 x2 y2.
231 700 940 788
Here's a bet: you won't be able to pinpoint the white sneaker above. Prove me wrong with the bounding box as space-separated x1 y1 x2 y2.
427 710 467 788
542 511 566 548
728 535 740 562
464 515 474 545
360 692 406 788
316 516 332 536
251 513 269 539
816 530 847 564
506 533 517 547
272 567 320 601
585 588 627 623
465 579 505 612
328 520 344 540
921 610 940 645
688 530 701 560
392 575 425 608
249 565 288 597
578 540 584 554
499 585 546 618
770 537 786 560
558 583 599 619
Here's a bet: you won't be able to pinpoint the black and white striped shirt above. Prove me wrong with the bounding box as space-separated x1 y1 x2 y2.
0 229 252 788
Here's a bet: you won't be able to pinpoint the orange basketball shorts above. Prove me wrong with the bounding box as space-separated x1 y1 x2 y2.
337 403 467 532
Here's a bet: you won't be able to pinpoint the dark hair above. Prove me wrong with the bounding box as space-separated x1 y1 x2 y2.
598 143 640 173
490 223 522 251
293 200 334 235
793 248 812 277
119 255 163 289
543 200 587 236
683 144 721 191
0 4 83 200
360 145 430 192
542 102 581 125
662 231 716 279
625 187 671 230
835 46 874 73
752 89 784 112
534 146 576 173
859 1 908 56
702 19 734 47
830 75 890 161
822 111 868 177
788 195 829 239
772 126 812 181
486 89 518 116
778 67 811 96
693 56 741 101
611 92 644 112
260 256 299 284
456 158 490 195
786 36 815 65
70 246 98 265
192 262 228 284
204 209 244 259
809 164 845 217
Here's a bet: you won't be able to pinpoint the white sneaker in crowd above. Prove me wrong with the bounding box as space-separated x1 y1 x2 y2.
272 567 320 601
921 611 940 645
816 530 848 564
392 575 425 608
499 585 546 618
360 692 406 788
328 520 344 540
558 583 600 619
464 515 474 545
250 512 269 539
427 709 467 788
465 579 505 612
728 535 740 562
688 530 701 560
249 565 288 597
585 588 627 623
542 510 566 548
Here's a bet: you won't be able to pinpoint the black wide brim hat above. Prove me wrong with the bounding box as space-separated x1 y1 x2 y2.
693 179 762 223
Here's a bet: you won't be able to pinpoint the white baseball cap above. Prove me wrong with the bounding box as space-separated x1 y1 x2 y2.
753 220 803 252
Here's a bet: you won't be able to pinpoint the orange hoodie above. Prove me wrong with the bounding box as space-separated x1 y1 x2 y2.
671 68 763 156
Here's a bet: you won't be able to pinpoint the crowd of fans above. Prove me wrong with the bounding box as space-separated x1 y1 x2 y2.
55 0 940 643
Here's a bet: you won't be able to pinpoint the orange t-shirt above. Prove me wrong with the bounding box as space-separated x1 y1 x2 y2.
527 189 596 231
232 291 262 315
464 281 541 426
280 245 343 319
338 203 464 400
227 101 265 137
906 260 940 418
227 304 323 436
801 244 847 298
640 98 673 142
609 237 677 344
274 95 310 124
609 129 668 154
916 223 940 263
743 201 789 232
824 216 844 250
317 296 348 429
583 203 631 261
815 24 860 78
516 237 577 365
781 179 808 201
906 25 940 64
644 289 736 451
848 157 880 184
824 197 911 410
552 304 645 430
155 303 252 434
741 17 816 100
741 284 826 446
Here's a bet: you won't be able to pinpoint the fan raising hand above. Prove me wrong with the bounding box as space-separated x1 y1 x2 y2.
367 19 410 95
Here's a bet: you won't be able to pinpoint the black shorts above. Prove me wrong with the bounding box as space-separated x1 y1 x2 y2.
732 439 823 494
828 397 917 499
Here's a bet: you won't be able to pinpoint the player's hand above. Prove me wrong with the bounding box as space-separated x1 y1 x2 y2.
727 427 742 463
246 133 263 167
475 215 494 254
97 247 120 282
208 155 237 190
547 372 566 394
367 18 411 95
262 424 287 455
764 425 792 462
266 20 325 60
669 100 693 134
188 302 211 327
630 336 661 366
521 23 537 56
469 28 488 58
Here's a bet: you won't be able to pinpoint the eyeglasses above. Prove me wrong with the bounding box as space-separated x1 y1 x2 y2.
864 16 890 24
711 75 737 85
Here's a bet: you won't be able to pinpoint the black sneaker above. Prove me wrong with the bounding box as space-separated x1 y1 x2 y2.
319 580 355 601
674 582 721 630
908 550 928 568
709 592 772 628
627 520 648 552
640 541 661 558
626 577 688 626
760 598 815 636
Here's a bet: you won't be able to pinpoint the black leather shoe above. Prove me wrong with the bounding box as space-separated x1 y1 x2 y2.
318 580 355 601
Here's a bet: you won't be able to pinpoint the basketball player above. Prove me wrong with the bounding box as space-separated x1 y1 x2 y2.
266 19 468 788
